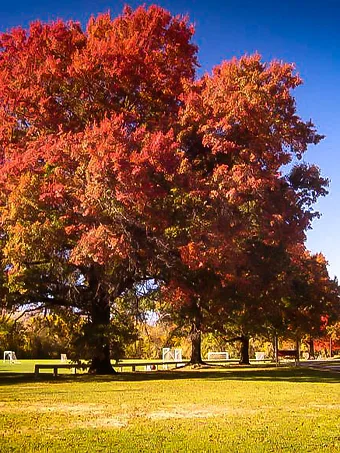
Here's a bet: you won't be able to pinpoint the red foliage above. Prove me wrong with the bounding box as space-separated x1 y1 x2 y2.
0 7 333 346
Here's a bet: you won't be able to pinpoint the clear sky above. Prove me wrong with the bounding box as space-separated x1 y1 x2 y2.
1 0 339 277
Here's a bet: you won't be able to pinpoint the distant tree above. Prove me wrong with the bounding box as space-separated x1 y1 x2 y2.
0 311 26 355
279 251 340 353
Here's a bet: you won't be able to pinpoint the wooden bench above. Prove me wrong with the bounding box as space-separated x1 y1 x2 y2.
116 360 187 372
277 350 299 365
34 363 88 378
35 361 186 377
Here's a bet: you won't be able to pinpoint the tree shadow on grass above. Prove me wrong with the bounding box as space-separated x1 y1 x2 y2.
1 365 340 386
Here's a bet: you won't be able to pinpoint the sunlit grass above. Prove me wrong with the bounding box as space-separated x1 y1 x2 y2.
1 365 340 452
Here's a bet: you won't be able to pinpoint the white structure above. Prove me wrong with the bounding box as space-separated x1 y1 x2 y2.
60 354 68 362
162 348 182 362
3 351 20 363
255 352 265 361
162 348 182 369
207 351 229 360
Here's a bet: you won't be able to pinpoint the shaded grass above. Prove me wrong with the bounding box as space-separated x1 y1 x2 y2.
1 365 340 452
1 363 340 386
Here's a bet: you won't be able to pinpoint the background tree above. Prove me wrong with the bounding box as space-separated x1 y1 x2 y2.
277 251 340 356
162 55 327 364
0 310 26 356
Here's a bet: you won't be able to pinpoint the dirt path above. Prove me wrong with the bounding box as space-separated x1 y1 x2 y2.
299 359 340 373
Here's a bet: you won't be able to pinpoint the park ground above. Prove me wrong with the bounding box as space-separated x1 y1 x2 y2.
1 361 340 452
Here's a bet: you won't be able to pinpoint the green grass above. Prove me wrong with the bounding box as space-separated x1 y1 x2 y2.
1 363 340 452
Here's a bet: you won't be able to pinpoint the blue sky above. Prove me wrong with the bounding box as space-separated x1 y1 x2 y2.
1 0 339 277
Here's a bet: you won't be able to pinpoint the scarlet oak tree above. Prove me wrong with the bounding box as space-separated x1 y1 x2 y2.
0 7 331 370
0 5 198 373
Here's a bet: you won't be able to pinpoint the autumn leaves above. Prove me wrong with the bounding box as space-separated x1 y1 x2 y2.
0 5 336 370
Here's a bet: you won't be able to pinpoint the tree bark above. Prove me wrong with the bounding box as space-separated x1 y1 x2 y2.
274 335 279 364
190 322 203 364
189 302 204 365
239 335 250 365
87 268 116 374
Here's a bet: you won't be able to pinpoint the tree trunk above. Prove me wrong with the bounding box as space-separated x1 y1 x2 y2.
295 338 300 364
308 337 315 359
189 302 204 365
88 344 115 374
239 335 250 365
274 335 279 364
190 323 203 364
87 269 116 374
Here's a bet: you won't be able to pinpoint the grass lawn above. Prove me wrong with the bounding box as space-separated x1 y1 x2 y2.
1 363 340 452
